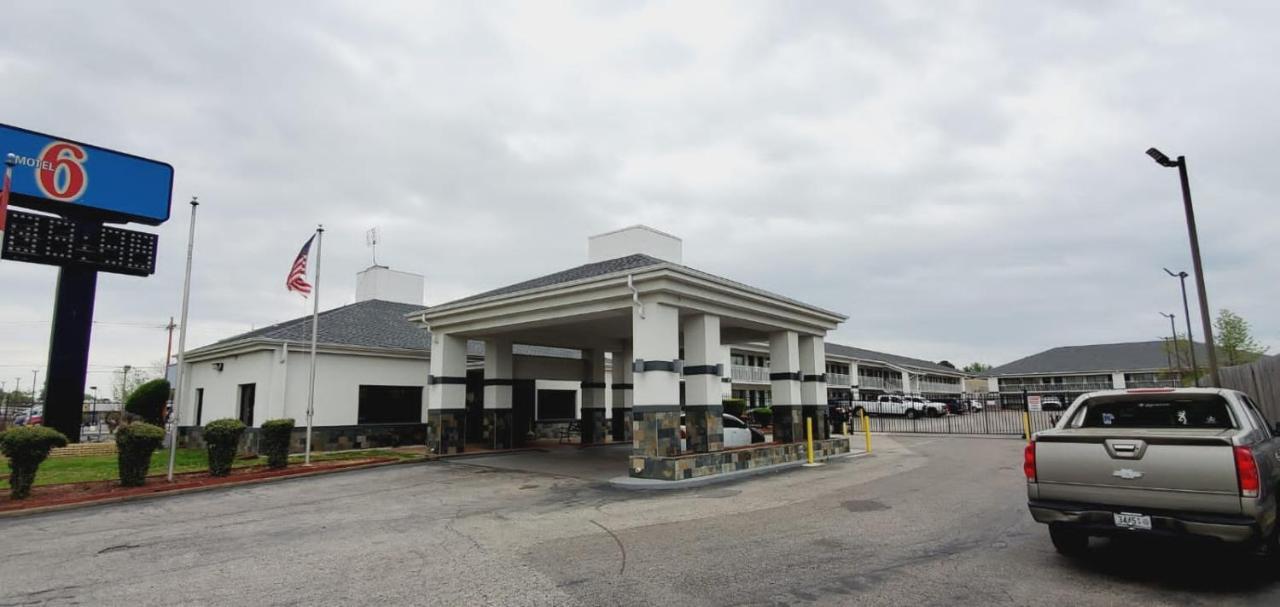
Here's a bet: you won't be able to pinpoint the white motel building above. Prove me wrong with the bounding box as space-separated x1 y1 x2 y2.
176 226 966 480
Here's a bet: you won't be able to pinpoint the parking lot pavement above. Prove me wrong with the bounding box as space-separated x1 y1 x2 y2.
2 436 1279 606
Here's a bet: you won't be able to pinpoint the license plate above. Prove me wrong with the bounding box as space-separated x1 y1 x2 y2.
1114 512 1152 530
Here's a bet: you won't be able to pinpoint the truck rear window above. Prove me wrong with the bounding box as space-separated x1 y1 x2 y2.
1073 395 1235 429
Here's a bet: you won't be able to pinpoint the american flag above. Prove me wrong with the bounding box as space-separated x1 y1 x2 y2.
286 234 315 296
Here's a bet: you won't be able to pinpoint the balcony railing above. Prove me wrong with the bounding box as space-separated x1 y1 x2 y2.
858 376 886 390
1125 379 1182 388
731 365 770 384
827 373 851 386
920 381 962 394
999 382 1114 393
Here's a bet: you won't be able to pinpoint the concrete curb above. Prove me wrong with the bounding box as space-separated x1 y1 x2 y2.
608 449 869 491
869 432 1026 441
0 457 427 519
430 448 546 461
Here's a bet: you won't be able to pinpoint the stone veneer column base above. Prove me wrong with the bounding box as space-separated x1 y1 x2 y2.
429 409 467 455
802 405 829 441
629 437 851 480
611 409 633 442
684 404 724 453
772 405 803 443
581 408 607 445
485 409 513 450
632 406 682 469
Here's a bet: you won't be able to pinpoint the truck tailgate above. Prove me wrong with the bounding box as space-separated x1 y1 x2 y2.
1035 430 1242 515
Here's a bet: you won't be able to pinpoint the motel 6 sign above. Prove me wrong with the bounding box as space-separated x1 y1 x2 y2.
0 123 174 226
0 124 173 275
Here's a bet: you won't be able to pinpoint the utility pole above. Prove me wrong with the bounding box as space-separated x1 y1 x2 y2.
1160 313 1180 372
164 316 176 371
120 365 132 405
31 369 39 405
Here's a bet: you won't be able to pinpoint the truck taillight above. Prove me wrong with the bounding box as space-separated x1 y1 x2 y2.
1023 442 1037 482
1234 446 1260 498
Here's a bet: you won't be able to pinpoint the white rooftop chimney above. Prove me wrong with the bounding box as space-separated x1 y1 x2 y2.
356 266 424 305
587 225 683 264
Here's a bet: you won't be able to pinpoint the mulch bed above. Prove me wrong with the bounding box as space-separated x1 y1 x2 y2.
0 457 396 513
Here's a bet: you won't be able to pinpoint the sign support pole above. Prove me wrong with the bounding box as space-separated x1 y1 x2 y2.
43 262 98 442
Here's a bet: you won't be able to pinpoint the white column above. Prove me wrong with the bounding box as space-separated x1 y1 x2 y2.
682 314 724 453
428 332 468 454
632 298 681 459
483 337 513 409
799 334 828 440
770 330 803 442
611 345 634 442
483 337 514 449
719 345 733 399
901 370 912 395
580 348 608 444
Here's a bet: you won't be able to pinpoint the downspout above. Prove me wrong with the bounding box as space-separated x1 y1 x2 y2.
280 342 289 418
628 274 644 319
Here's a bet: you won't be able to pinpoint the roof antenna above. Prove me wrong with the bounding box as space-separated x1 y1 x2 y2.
366 227 379 266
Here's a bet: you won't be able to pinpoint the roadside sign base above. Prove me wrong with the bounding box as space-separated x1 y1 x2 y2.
44 265 98 442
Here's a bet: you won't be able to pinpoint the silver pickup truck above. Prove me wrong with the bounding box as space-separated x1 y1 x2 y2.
1026 388 1280 555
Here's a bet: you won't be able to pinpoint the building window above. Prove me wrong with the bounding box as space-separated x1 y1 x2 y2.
536 389 576 421
237 383 256 426
357 385 424 424
195 388 204 426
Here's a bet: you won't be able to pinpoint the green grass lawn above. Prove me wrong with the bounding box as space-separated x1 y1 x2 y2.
0 448 421 490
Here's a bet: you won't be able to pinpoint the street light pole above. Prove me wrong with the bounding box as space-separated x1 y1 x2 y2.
1146 149 1221 387
1164 268 1199 381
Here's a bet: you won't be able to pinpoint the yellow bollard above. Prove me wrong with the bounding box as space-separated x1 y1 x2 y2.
861 408 871 453
806 417 815 465
1022 410 1032 444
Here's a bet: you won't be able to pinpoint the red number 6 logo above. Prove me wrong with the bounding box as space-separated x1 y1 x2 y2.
36 141 89 202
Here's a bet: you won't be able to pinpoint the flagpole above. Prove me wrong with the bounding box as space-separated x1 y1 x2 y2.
304 225 323 465
0 153 15 252
167 197 200 481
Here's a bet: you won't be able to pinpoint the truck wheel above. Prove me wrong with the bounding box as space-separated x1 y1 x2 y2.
1049 525 1088 556
905 409 919 420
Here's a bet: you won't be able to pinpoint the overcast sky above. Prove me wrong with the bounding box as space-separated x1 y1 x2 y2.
1 1 1276 390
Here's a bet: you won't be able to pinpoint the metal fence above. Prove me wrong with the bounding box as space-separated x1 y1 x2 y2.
839 392 1067 437
848 408 1061 437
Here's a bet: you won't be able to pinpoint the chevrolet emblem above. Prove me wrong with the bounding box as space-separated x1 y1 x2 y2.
1113 468 1144 480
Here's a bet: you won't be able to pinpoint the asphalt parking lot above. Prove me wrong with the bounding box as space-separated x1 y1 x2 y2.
2 435 1278 606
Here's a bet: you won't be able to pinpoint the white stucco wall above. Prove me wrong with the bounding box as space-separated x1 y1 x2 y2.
182 348 429 427
587 225 683 264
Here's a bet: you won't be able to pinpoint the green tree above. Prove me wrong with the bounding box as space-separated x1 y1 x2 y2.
1215 309 1269 366
962 362 992 374
125 379 171 425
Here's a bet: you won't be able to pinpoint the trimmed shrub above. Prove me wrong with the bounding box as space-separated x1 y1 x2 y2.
260 418 295 469
115 422 165 487
204 418 246 477
748 407 773 427
722 398 748 419
125 379 171 426
0 426 68 499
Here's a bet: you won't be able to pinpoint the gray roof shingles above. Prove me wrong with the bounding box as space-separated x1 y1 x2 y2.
441 254 666 306
825 342 961 375
985 340 1210 377
194 299 578 359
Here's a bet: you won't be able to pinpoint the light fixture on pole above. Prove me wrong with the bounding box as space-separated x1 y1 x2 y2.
1159 312 1180 372
1146 148 1220 387
1163 267 1199 381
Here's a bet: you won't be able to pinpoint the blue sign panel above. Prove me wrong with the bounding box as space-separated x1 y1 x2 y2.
0 123 173 225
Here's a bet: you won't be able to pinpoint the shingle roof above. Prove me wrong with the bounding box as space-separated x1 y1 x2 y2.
191 299 579 359
442 254 667 306
206 299 430 352
825 342 962 375
985 340 1210 377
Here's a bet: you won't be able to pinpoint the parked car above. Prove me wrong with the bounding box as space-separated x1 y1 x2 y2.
1026 388 1280 555
852 395 918 419
680 413 766 450
904 396 947 417
26 405 44 426
1039 396 1064 411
